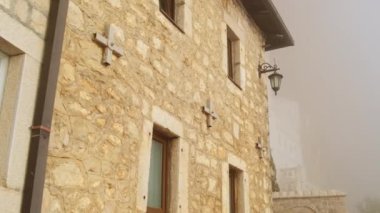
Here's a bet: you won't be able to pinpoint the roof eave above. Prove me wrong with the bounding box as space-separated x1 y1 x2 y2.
241 0 294 51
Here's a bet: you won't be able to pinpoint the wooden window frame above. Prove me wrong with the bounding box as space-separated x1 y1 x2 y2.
0 50 9 108
159 0 186 33
229 166 239 213
160 0 175 21
147 133 170 213
227 37 234 81
226 26 242 89
222 155 249 213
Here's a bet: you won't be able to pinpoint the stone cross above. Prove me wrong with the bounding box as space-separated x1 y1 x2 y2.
93 24 124 66
203 99 218 128
256 137 266 159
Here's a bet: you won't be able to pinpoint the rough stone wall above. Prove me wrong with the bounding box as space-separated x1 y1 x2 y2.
0 0 49 38
42 0 273 212
273 192 347 213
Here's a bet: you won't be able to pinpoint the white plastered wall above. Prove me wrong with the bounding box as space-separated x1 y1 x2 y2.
137 106 189 213
0 9 44 212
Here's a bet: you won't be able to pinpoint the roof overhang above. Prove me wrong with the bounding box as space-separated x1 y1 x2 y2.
241 0 294 51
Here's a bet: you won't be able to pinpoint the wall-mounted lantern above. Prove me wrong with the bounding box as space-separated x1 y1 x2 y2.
258 63 283 95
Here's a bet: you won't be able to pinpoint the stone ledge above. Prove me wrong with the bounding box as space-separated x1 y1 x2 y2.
0 186 21 213
0 9 44 61
273 190 346 199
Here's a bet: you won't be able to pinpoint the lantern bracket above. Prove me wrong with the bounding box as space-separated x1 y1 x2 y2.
258 63 280 78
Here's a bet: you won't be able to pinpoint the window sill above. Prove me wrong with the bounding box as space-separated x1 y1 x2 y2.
228 77 242 90
159 9 185 34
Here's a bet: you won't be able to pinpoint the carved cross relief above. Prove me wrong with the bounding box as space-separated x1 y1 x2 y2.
93 24 124 66
256 137 267 159
203 99 218 128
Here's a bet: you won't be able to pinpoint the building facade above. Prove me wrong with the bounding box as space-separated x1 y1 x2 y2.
273 191 347 213
1 0 293 212
0 0 51 211
269 97 347 212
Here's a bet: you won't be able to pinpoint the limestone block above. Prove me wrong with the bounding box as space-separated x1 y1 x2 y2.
106 88 122 101
151 60 168 76
0 187 22 213
101 160 113 176
136 40 149 60
217 147 226 159
239 66 247 90
95 118 107 127
63 191 100 212
52 161 84 187
112 24 125 43
141 99 150 116
112 123 124 135
69 117 92 141
191 91 200 103
127 121 139 139
95 104 107 113
83 157 101 174
208 178 217 193
29 0 50 15
106 135 122 146
67 1 84 30
139 64 153 77
152 106 183 137
79 91 93 101
152 37 162 50
106 0 121 8
41 188 63 213
167 82 176 93
0 0 11 9
15 0 30 22
223 131 233 145
196 153 210 167
185 128 197 141
76 196 92 210
61 63 76 82
233 122 240 139
103 201 116 213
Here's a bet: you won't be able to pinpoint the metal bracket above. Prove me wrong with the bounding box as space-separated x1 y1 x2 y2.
30 125 51 138
258 63 280 78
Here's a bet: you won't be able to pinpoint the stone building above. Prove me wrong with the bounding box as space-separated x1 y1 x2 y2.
0 0 51 211
269 97 314 192
269 96 347 212
0 0 294 212
273 190 347 213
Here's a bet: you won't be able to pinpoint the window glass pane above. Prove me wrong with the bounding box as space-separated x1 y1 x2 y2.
227 38 233 79
229 168 236 213
148 139 163 208
159 0 175 20
0 51 9 108
159 0 166 11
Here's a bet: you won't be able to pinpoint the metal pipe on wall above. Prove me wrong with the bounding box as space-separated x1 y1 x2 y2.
21 0 69 212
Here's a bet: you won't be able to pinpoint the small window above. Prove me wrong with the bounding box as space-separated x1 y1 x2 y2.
159 0 175 21
222 155 249 213
158 0 191 34
226 26 241 88
229 166 240 213
147 133 170 213
0 51 9 109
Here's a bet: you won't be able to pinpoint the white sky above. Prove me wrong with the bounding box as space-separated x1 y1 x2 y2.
270 0 380 211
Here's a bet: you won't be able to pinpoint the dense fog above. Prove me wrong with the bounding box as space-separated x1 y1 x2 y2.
269 0 380 211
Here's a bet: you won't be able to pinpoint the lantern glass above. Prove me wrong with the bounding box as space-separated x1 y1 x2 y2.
268 72 283 95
